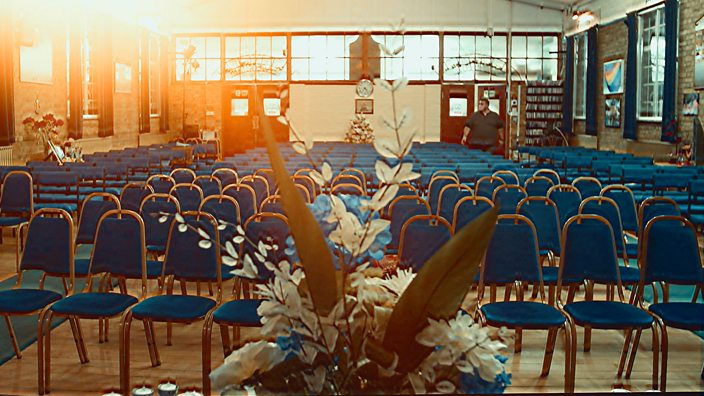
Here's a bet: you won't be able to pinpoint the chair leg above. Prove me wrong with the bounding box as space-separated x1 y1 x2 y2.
4 315 21 359
44 311 54 394
514 327 523 353
68 317 88 364
104 318 109 343
120 311 133 395
540 327 558 376
617 328 634 377
167 322 173 346
583 326 591 352
219 324 231 357
37 309 49 395
625 328 643 378
38 274 47 290
143 319 161 367
566 319 577 393
208 282 214 296
660 325 669 392
202 312 214 395
650 322 660 390
548 285 555 306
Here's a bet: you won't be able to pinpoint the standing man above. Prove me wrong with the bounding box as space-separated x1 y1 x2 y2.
461 97 504 154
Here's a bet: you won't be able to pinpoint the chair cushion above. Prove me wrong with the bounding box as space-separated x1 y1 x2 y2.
625 243 639 258
131 295 216 322
221 265 235 280
619 266 641 284
541 266 559 284
74 258 90 276
481 301 566 329
0 289 62 313
564 301 653 329
50 293 138 317
213 299 263 326
35 203 78 213
649 303 704 330
147 245 165 253
0 217 29 227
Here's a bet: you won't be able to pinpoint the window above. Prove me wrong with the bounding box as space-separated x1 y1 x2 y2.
511 34 559 81
291 35 359 80
444 34 507 81
149 36 160 116
638 6 666 120
224 36 286 81
175 36 221 81
82 25 98 117
573 33 588 119
371 34 439 80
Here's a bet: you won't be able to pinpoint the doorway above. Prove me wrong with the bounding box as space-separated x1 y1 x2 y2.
221 84 289 157
440 84 474 144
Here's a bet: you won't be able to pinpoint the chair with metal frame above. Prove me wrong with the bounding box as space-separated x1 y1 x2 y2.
571 176 602 199
330 182 366 196
212 168 239 189
0 171 34 272
451 196 494 233
223 184 258 222
474 175 506 200
74 193 121 278
260 194 285 215
547 184 583 228
534 168 561 185
430 169 459 184
194 175 223 198
427 175 456 214
492 184 528 215
601 184 639 235
524 175 554 197
146 174 176 195
119 182 154 213
435 183 474 223
170 183 204 212
387 196 431 254
140 193 181 257
241 175 270 208
398 215 453 272
170 168 196 184
492 169 520 186
637 197 681 237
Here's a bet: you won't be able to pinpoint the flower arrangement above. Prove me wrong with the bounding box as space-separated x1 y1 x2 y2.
345 114 375 144
188 28 507 395
22 112 64 143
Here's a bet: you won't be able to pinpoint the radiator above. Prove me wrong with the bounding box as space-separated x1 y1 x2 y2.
0 146 12 166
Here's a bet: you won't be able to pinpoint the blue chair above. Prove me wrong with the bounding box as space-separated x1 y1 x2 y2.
572 176 602 199
170 183 204 212
331 183 366 196
427 176 457 213
435 183 473 222
43 210 148 394
212 168 239 189
637 216 704 391
0 208 73 389
601 184 639 234
547 184 583 228
223 184 258 222
534 168 561 185
238 213 291 289
194 175 222 198
638 197 681 237
0 171 34 271
140 193 181 256
119 211 222 394
525 176 554 197
492 170 520 186
146 174 175 195
430 169 459 183
170 168 196 184
241 175 270 207
477 214 571 391
388 196 431 253
474 175 506 200
291 175 317 202
558 214 656 393
492 184 527 215
332 173 366 195
398 215 453 271
451 196 494 232
199 195 241 243
254 168 278 195
74 193 121 276
260 195 285 215
120 182 153 213
687 179 704 228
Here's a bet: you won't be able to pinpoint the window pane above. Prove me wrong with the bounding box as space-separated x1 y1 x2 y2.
422 35 439 58
476 36 491 57
327 57 345 80
511 59 527 81
459 36 475 58
543 36 558 58
256 58 272 80
543 59 558 81
526 58 542 80
291 36 309 57
443 58 460 81
256 36 271 57
527 36 542 58
205 58 221 80
190 60 205 81
241 37 255 58
272 36 286 57
327 36 344 58
511 36 526 58
492 36 506 58
205 37 221 58
291 58 308 80
225 37 239 58
443 35 459 58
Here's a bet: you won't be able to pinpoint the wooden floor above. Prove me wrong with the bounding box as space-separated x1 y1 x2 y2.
0 236 702 395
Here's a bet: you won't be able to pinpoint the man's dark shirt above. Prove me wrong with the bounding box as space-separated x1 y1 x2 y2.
464 111 504 146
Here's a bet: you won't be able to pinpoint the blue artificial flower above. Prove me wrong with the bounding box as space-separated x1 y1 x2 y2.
276 332 303 359
458 355 511 394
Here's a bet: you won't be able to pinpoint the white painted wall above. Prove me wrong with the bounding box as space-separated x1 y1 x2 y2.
288 84 441 142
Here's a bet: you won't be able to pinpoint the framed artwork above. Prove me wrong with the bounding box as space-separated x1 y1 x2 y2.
684 93 700 116
605 98 621 128
603 59 624 95
114 63 132 94
355 99 374 114
696 17 704 89
19 37 53 84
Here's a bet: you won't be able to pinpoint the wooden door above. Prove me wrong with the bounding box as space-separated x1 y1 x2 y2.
221 84 289 157
440 84 474 144
476 84 508 156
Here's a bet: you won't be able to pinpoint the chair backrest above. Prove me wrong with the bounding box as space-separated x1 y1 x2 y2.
579 196 626 255
395 183 419 198
212 168 239 188
388 196 431 250
430 170 459 183
558 214 624 300
260 195 285 215
241 175 270 206
331 183 366 196
547 184 583 228
534 168 560 185
492 185 528 215
163 211 222 296
640 216 703 288
120 182 154 213
170 168 196 184
19 209 74 285
0 171 33 215
140 193 181 248
492 170 520 185
291 175 317 199
451 196 494 232
436 183 474 221
242 213 291 278
76 193 121 245
427 176 457 212
194 175 222 197
147 174 176 194
571 176 602 199
524 176 554 197
254 169 277 195
223 184 258 221
475 176 506 199
638 197 681 234
169 183 204 212
601 185 639 234
398 215 453 271
480 214 542 290
90 210 147 293
517 197 561 254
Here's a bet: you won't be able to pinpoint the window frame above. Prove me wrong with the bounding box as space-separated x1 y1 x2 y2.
148 35 161 117
636 5 666 122
572 32 588 120
82 23 98 119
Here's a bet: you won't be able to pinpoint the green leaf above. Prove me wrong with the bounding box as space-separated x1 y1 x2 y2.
258 103 338 315
382 207 498 373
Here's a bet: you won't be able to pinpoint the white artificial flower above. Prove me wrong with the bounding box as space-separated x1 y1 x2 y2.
303 366 327 394
379 268 416 296
178 224 188 233
361 184 399 212
232 254 258 279
209 341 287 391
392 77 409 91
198 240 212 249
375 161 420 185
276 116 288 126
292 141 307 155
374 78 393 92
435 380 456 394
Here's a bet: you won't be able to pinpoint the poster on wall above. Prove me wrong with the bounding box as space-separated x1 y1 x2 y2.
696 17 704 89
114 63 132 94
605 98 621 128
684 93 700 116
19 37 53 84
603 59 623 95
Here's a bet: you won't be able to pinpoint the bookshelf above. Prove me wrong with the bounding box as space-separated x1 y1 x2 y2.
523 80 563 146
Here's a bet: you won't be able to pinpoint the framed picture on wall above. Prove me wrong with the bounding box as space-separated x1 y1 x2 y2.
684 93 700 116
696 16 704 89
603 59 624 95
355 99 374 114
605 98 621 128
114 62 132 94
19 36 53 84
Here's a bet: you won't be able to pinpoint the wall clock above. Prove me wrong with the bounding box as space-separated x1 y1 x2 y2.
356 78 374 98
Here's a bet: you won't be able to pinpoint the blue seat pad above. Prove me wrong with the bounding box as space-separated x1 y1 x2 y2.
0 289 62 313
51 292 138 317
0 217 29 227
131 295 216 322
72 259 164 278
213 299 263 326
541 266 559 284
481 301 566 329
649 303 704 330
619 266 641 284
564 301 653 329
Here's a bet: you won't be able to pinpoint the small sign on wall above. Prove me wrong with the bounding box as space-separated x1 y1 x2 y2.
355 99 374 114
